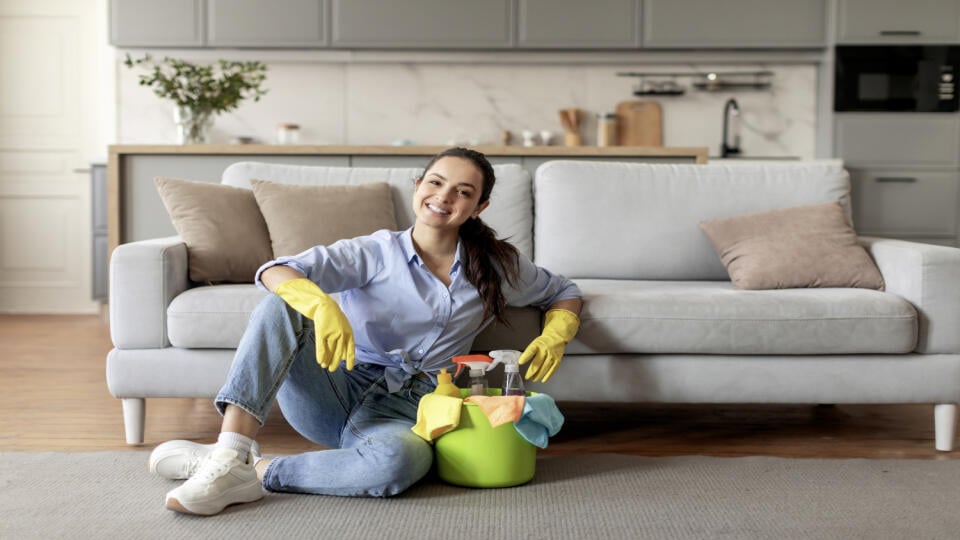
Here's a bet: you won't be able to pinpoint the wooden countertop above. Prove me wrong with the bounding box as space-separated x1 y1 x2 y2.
108 144 709 162
106 144 709 256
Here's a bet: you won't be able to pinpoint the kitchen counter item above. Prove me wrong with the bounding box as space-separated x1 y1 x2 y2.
615 101 663 146
597 113 617 146
559 108 582 146
276 123 300 144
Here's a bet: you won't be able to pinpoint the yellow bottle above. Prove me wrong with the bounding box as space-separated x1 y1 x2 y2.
433 368 462 399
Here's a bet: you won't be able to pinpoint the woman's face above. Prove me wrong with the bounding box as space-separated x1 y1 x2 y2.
412 156 489 231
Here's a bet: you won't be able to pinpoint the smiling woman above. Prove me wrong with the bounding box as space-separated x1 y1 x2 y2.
412 148 516 319
151 147 582 516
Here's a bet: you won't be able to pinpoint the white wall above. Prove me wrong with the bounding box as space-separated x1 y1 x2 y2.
118 57 817 159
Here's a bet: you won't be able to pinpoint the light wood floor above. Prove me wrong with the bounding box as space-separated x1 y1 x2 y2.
2 314 956 460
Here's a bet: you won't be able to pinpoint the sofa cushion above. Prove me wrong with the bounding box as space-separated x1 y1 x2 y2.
167 285 543 351
251 180 398 257
168 285 268 349
699 201 885 290
155 177 273 284
534 160 851 280
566 279 917 355
222 161 534 259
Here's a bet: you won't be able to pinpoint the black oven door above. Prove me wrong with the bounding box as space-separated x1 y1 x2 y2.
835 45 959 112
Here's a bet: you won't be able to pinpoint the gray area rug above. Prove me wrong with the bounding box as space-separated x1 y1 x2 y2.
1 451 958 539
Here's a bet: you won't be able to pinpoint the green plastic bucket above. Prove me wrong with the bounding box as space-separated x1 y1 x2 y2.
434 389 536 488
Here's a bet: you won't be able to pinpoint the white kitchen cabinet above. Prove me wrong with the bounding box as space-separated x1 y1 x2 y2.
642 0 826 48
517 0 640 48
207 0 326 47
110 0 204 47
836 0 960 44
331 0 513 48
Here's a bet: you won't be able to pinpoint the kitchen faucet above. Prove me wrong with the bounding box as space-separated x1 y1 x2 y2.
721 98 741 158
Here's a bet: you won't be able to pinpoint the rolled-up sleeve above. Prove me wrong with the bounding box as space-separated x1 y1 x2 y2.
254 233 386 292
503 254 581 310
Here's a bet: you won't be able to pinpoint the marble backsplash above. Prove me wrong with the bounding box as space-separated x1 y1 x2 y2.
117 60 816 159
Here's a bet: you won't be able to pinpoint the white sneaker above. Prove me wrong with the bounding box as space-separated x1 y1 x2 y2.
149 440 261 480
164 448 264 516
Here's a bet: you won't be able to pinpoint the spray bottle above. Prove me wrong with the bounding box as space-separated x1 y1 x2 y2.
452 354 501 396
490 349 525 396
432 368 462 399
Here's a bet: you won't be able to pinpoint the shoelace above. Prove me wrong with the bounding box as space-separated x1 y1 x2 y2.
191 451 237 483
180 448 209 478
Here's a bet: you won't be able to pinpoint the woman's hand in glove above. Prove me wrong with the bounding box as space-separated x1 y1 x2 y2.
274 278 355 372
519 308 580 383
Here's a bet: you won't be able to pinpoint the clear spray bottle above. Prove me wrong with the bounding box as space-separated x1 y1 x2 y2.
490 349 525 396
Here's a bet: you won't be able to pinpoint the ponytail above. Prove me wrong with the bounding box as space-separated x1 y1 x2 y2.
459 217 520 326
419 147 520 326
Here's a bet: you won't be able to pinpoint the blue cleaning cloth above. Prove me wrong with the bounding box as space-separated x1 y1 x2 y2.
513 393 564 449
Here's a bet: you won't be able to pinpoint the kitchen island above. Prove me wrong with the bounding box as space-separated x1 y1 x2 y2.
106 144 708 255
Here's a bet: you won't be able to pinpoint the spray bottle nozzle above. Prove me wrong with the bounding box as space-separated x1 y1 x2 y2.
489 349 522 372
451 354 500 378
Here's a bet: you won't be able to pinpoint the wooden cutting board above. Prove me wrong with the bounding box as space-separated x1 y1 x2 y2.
615 100 663 146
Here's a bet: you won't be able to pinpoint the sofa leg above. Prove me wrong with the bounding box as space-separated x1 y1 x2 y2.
934 403 957 452
121 398 146 445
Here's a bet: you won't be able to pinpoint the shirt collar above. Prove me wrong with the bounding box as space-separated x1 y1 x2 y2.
402 227 464 270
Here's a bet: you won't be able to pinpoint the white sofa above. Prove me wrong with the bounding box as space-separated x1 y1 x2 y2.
107 160 960 450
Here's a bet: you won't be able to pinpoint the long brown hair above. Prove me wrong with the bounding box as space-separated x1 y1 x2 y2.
418 147 520 325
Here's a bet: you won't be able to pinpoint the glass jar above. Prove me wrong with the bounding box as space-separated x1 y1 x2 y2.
276 123 300 145
596 113 617 147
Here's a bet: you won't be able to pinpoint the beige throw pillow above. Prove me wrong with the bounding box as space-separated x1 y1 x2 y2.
155 177 273 284
699 201 884 290
250 180 398 257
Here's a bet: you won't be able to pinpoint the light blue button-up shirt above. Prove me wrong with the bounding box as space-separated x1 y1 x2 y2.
255 228 581 391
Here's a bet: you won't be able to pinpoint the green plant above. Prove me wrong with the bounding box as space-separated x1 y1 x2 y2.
124 54 268 115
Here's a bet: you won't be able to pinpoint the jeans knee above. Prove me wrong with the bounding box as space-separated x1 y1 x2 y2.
255 293 289 316
365 439 433 497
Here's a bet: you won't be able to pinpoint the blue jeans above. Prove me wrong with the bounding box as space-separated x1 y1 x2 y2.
215 294 435 497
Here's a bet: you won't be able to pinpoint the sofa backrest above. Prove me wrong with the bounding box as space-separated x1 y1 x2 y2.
221 161 534 259
534 160 852 280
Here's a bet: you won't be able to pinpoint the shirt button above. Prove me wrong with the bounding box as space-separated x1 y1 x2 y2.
418 349 423 354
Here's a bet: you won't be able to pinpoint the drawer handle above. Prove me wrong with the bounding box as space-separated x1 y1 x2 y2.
875 176 918 183
879 30 922 36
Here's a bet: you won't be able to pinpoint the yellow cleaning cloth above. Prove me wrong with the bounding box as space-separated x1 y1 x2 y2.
411 393 463 443
463 396 525 428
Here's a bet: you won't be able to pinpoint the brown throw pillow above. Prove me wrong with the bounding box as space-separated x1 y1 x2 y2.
155 177 274 284
699 201 884 290
250 180 398 257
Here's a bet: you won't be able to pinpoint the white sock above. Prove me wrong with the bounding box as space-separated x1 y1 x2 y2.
216 432 254 455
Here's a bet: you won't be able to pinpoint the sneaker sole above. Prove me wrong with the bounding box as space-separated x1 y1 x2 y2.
165 484 263 516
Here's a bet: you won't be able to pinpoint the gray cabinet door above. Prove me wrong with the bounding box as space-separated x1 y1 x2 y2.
837 0 960 43
849 168 959 238
642 0 826 48
331 0 513 48
207 0 327 47
835 114 960 168
518 0 639 48
110 0 205 47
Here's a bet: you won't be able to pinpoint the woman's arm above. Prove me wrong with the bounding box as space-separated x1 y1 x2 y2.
260 264 306 293
549 297 582 316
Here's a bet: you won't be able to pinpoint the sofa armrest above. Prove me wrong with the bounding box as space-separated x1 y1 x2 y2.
861 236 960 353
109 236 190 349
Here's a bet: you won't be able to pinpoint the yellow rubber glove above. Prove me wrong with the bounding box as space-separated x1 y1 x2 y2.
274 278 355 372
519 308 580 383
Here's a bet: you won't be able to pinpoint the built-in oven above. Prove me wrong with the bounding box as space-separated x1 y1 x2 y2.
835 45 959 112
